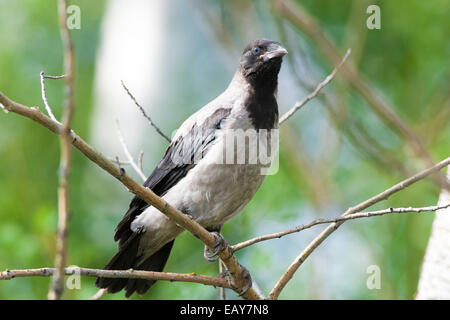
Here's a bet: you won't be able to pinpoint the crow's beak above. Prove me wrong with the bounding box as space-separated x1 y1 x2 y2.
261 43 288 61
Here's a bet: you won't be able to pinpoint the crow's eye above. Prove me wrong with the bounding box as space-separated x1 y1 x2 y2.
252 46 260 55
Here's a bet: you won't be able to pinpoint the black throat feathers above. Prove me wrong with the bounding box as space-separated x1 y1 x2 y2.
243 58 281 130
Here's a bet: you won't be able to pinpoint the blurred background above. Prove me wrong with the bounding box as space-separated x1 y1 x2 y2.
0 0 449 299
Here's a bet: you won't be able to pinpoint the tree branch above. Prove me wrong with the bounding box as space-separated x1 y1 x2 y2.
268 156 450 299
138 150 145 173
0 267 232 289
39 71 63 123
232 204 450 252
115 119 147 181
48 0 76 300
219 260 226 300
0 91 263 300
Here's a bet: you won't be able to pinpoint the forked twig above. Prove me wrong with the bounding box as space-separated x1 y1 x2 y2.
115 119 146 181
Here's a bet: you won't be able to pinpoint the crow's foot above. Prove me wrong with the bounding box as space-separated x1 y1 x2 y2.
203 232 228 262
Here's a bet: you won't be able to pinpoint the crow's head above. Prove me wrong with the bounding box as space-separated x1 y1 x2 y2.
239 39 287 86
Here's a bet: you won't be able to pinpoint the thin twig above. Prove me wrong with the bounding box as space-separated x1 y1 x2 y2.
115 119 146 181
219 260 226 300
48 0 76 301
43 74 66 80
138 151 145 173
109 157 131 165
0 267 232 289
39 71 60 123
268 156 450 299
115 156 125 176
279 48 351 124
120 80 171 143
232 204 450 252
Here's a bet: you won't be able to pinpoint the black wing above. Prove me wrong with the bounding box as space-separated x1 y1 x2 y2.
114 107 231 247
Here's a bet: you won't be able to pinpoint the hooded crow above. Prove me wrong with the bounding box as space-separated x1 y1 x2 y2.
96 39 287 297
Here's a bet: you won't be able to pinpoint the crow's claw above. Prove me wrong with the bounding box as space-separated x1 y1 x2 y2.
203 231 228 262
204 245 218 262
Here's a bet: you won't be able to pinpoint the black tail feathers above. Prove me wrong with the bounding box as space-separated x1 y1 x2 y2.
95 232 175 298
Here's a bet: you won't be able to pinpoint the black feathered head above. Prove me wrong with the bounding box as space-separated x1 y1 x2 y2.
239 39 287 87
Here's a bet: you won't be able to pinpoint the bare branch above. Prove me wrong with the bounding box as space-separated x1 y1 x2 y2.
109 157 131 166
48 0 76 301
115 156 126 177
43 74 67 80
0 267 232 289
219 260 226 300
39 71 61 123
57 0 76 133
115 119 147 181
279 48 351 124
0 91 263 300
268 156 450 299
121 80 171 143
138 150 145 173
232 204 450 252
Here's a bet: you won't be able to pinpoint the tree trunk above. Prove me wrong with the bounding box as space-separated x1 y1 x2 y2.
416 169 450 299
